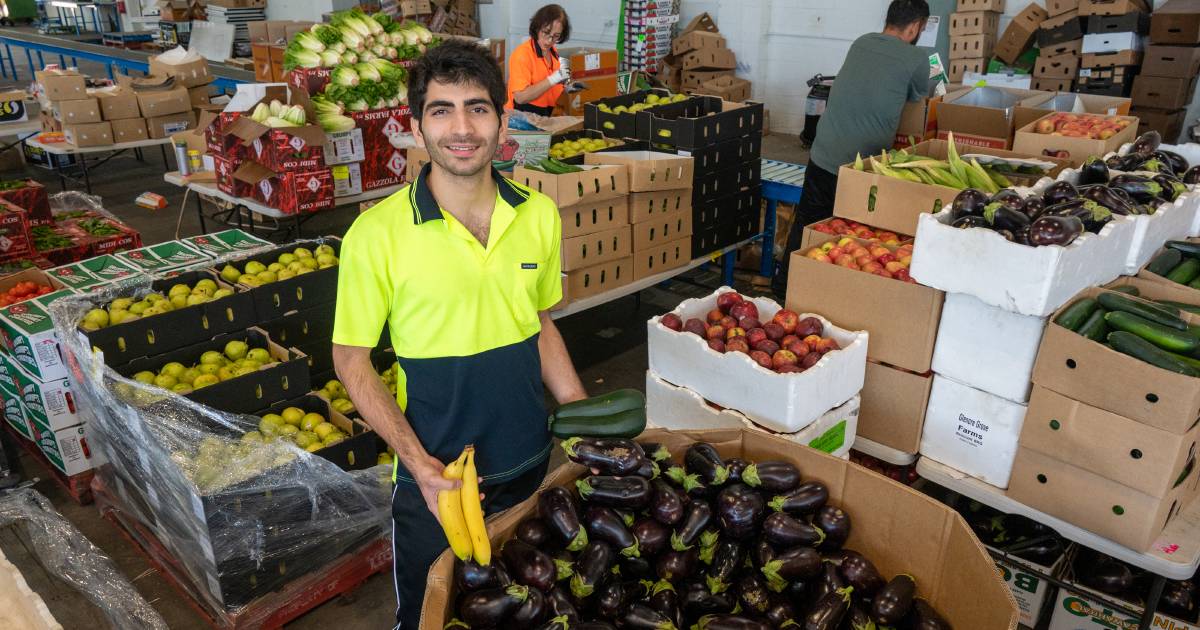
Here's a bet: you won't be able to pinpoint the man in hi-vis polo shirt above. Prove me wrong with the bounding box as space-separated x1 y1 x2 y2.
330 40 587 629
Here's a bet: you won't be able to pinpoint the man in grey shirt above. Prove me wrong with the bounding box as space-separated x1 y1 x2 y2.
774 0 931 297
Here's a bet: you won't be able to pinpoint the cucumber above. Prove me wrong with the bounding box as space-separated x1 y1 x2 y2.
1077 309 1109 342
1097 292 1188 331
1167 258 1200 285
1166 240 1200 259
1108 331 1200 377
1105 311 1200 353
1190 276 1200 290
1147 249 1184 276
550 389 646 439
1156 300 1200 316
1055 298 1099 331
1168 351 1200 373
1108 285 1141 296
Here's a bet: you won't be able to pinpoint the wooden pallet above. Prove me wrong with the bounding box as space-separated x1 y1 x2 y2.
2 423 93 505
91 477 392 630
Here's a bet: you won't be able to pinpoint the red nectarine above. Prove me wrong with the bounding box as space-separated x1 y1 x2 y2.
705 325 726 341
772 349 798 370
684 318 707 337
749 350 773 369
661 313 682 331
707 338 726 353
753 339 780 356
726 337 750 354
772 309 799 334
716 291 743 314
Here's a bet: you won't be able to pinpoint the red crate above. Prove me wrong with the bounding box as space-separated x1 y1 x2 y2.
214 155 254 198
285 67 332 96
361 148 408 191
0 199 32 262
245 127 325 172
350 105 412 155
240 164 335 214
0 179 52 227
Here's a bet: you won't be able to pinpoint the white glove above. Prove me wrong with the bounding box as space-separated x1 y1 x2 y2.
547 67 570 85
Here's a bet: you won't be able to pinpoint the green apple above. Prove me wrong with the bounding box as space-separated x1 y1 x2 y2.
133 371 156 384
281 407 305 426
83 308 109 329
220 265 241 283
278 253 297 266
108 309 130 325
212 288 234 300
179 368 199 385
161 362 186 378
224 340 249 361
196 364 220 376
294 431 319 449
200 350 225 366
322 431 346 445
194 279 217 294
244 260 267 275
238 274 261 287
193 373 220 389
110 297 134 311
316 254 338 268
287 261 305 273
314 244 335 257
171 383 192 394
168 284 191 298
299 257 319 270
267 262 284 273
170 295 189 309
217 366 236 381
153 373 177 389
247 348 270 363
144 292 165 303
277 424 299 437
331 398 356 414
232 365 258 378
186 294 207 306
259 415 283 434
256 270 277 284
300 413 325 432
293 247 313 259
128 301 149 315
305 442 323 453
313 422 336 439
276 269 296 281
377 452 393 465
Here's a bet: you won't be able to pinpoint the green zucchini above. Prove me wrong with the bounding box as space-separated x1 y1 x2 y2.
1156 300 1200 316
1166 240 1200 259
1167 258 1200 285
1055 298 1099 331
550 389 646 439
1190 276 1200 290
1147 249 1184 276
1108 285 1141 296
1168 351 1200 373
1077 309 1109 342
1108 331 1200 377
1106 311 1200 353
1097 292 1188 331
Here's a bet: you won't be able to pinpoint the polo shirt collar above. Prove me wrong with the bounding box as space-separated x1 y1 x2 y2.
410 161 528 224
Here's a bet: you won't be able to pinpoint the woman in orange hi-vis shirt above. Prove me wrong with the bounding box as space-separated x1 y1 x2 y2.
507 4 572 116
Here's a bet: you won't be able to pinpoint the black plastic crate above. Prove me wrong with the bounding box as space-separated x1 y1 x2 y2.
549 130 639 165
693 186 762 233
257 305 336 350
256 394 378 472
584 89 705 140
214 238 341 321
637 98 765 150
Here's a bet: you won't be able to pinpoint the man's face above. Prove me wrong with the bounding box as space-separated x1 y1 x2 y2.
905 19 927 45
413 78 506 178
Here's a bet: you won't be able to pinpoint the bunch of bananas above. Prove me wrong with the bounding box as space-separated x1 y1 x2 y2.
439 446 490 564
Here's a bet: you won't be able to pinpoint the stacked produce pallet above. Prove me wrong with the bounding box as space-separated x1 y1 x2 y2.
1034 0 1083 93
949 0 1004 84
622 0 679 74
1073 0 1150 97
1133 0 1200 141
665 13 749 101
994 3 1048 70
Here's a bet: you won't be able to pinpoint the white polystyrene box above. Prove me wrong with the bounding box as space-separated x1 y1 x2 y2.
919 374 1029 489
646 287 868 434
931 292 1049 403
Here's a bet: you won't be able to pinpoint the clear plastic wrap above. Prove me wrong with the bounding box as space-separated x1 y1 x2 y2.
0 487 168 629
47 253 393 623
48 191 113 221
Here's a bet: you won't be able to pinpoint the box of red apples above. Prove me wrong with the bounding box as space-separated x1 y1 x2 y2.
1013 112 1139 166
801 217 912 250
648 287 867 433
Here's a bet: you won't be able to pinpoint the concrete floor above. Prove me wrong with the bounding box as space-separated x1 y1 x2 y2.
0 75 809 627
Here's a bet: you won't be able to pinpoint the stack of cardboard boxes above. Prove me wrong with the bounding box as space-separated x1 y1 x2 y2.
995 4 1049 71
430 0 478 37
249 20 316 83
1034 1 1084 92
949 0 1004 83
1134 0 1200 141
624 0 679 75
665 14 748 100
1075 0 1150 97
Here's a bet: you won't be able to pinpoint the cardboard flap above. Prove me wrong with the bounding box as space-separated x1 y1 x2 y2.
130 74 177 91
232 161 275 184
681 12 719 35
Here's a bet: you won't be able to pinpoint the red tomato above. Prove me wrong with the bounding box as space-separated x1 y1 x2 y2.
36 286 51 295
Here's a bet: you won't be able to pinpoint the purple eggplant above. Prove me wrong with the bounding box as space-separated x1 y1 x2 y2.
1130 130 1162 157
539 487 589 552
577 624 618 630
705 540 743 594
597 580 644 619
1106 154 1128 171
724 458 749 483
656 547 699 581
1137 156 1175 176
551 550 574 583
622 603 678 630
1042 199 1112 234
584 505 640 557
651 479 687 526
762 512 825 548
457 559 500 593
1154 173 1187 202
1160 580 1197 620
686 443 730 485
632 517 670 557
692 614 772 630
639 441 672 463
460 584 530 627
501 539 557 593
1020 196 1045 219
672 501 713 550
752 538 776 572
546 586 580 622
1028 215 1084 247
1110 174 1164 204
804 585 853 630
736 572 772 616
1156 149 1188 175
761 546 821 592
766 597 799 628
715 484 765 540
768 480 828 514
684 581 736 617
1079 185 1134 215
1184 165 1200 185
571 541 614 599
740 460 800 492
950 188 989 220
1042 180 1079 206
620 555 654 580
846 604 875 630
516 517 554 548
664 465 707 498
952 215 988 229
810 560 845 606
838 550 884 597
1082 557 1134 595
533 615 571 630
561 437 645 476
576 475 652 509
872 574 916 624
984 201 1032 233
910 599 951 630
1080 155 1111 186
633 457 660 479
505 587 548 629
813 505 851 551
990 188 1025 210
647 580 683 629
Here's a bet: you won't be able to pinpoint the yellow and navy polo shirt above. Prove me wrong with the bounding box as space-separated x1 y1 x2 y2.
332 162 562 485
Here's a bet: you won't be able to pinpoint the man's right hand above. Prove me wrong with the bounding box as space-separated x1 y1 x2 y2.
410 453 459 525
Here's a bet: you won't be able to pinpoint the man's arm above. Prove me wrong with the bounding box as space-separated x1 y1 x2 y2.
332 343 454 521
538 311 587 404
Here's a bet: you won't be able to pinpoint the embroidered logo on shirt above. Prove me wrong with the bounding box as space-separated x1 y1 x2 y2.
521 263 538 270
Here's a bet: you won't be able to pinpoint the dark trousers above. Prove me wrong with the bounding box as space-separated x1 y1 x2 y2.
514 102 554 117
391 457 549 629
772 161 839 296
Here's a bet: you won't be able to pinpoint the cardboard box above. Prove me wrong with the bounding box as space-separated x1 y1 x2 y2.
932 291 1047 403
13 360 79 432
417 426 1022 628
936 87 1045 148
833 139 1067 235
1046 570 1200 630
648 289 867 433
635 98 764 151
560 224 631 271
0 351 31 439
0 90 28 125
950 33 996 60
146 111 195 139
136 87 190 117
785 243 943 373
251 44 277 82
109 118 148 143
1008 445 1196 550
1081 31 1143 53
996 5 1050 64
1032 78 1075 92
1080 48 1142 66
1041 38 1084 58
682 69 735 91
63 122 112 148
512 164 628 209
632 236 689 281
1132 74 1197 109
1034 53 1081 79
1086 11 1150 35
560 196 629 239
35 71 85 101
632 208 691 252
0 180 50 228
112 240 208 274
226 115 326 172
0 289 73 381
585 151 694 192
95 90 139 121
188 85 211 108
1132 106 1187 141
1012 112 1139 166
149 54 212 88
1019 93 1132 129
562 256 632 303
858 361 932 454
1152 0 1200 45
695 75 752 103
994 549 1065 628
1039 11 1085 47
895 96 944 146
234 163 335 215
29 421 91 476
908 199 1134 318
949 58 987 83
950 11 1001 36
1048 0 1080 16
555 74 618 117
1144 44 1200 77
560 47 618 79
1033 286 1200 433
958 0 1005 11
629 188 691 224
1078 0 1150 16
680 47 737 71
53 98 100 125
920 374 1029 488
671 30 726 56
179 229 272 257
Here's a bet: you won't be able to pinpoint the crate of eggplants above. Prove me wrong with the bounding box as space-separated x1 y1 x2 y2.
444 439 952 629
951 185 1095 247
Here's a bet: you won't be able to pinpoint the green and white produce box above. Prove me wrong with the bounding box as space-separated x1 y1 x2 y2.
180 229 272 257
116 240 209 273
15 358 80 431
0 289 75 381
30 421 91 476
45 263 104 292
0 351 32 440
990 546 1064 628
